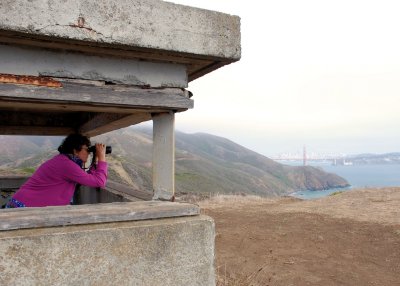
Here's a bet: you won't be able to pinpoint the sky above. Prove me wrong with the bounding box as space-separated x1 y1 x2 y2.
167 0 400 157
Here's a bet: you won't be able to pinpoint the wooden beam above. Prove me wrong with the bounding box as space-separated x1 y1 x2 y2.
0 82 193 111
152 112 175 201
0 110 83 135
105 180 152 201
0 101 171 114
0 201 200 231
0 176 30 190
0 110 77 125
79 112 152 137
0 126 75 135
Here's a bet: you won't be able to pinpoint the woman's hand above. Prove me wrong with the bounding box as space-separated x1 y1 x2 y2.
95 143 106 162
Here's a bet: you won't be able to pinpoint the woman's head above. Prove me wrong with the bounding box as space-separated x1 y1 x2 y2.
58 134 91 163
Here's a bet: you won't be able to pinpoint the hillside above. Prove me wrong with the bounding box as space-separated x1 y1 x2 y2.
0 127 349 197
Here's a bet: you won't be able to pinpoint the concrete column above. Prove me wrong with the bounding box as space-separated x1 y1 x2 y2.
152 112 175 201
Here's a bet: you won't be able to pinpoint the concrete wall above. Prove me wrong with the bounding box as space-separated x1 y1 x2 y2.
0 215 215 286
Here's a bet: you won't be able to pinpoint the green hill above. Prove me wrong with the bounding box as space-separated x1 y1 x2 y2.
0 127 349 197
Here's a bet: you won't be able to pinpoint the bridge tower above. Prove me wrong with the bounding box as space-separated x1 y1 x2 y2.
303 145 307 166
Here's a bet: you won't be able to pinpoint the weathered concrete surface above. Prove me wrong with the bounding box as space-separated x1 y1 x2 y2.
0 215 215 286
153 112 175 201
0 0 240 72
0 44 187 87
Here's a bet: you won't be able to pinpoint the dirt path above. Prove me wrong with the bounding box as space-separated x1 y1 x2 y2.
199 188 400 286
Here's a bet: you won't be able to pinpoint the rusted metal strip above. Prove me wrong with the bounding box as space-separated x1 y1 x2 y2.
0 73 62 88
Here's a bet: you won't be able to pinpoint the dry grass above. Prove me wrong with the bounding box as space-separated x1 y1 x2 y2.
175 192 279 207
199 193 270 207
204 187 400 286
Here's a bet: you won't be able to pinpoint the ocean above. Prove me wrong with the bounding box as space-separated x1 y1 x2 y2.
280 161 400 199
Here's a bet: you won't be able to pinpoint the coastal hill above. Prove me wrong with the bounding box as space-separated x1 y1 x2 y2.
0 127 349 197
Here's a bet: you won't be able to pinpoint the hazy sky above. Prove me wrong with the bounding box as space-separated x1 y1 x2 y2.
168 0 400 156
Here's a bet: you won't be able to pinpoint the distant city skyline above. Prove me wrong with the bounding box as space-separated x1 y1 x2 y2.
169 0 400 157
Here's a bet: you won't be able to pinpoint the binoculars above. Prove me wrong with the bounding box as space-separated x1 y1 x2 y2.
88 145 112 154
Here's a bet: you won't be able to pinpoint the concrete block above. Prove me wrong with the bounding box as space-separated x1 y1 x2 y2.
0 0 240 60
0 215 216 286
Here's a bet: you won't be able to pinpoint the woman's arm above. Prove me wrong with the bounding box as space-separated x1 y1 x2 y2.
66 161 108 188
65 143 108 187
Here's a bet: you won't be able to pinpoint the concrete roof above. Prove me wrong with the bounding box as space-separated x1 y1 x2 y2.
0 0 241 81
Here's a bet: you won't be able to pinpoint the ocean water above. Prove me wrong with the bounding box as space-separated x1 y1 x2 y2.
280 160 400 199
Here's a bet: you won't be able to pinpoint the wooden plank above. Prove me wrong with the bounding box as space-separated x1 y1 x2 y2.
0 101 172 114
0 112 153 136
105 180 153 201
0 82 190 135
0 176 29 189
0 201 200 231
103 188 144 202
79 112 152 137
0 82 193 110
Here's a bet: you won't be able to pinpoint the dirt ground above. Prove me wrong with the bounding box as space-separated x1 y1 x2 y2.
198 188 400 286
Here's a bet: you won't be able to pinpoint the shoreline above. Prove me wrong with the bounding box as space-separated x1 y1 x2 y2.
290 185 353 200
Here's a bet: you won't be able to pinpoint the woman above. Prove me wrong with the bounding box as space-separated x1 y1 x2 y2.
6 134 108 208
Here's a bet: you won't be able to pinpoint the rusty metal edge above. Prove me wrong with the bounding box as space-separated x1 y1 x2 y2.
0 73 62 88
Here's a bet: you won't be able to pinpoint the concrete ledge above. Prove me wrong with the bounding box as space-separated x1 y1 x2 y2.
0 201 200 231
0 0 240 59
0 215 216 286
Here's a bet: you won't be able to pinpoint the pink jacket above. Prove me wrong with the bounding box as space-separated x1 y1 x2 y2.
13 154 108 207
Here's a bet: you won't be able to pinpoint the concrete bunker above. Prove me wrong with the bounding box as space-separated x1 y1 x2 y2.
0 1 240 285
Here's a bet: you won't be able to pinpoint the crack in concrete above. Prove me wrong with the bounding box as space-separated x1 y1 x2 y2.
68 24 107 38
34 23 112 39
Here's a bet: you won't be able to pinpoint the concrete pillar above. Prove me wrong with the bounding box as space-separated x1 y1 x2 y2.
152 112 175 200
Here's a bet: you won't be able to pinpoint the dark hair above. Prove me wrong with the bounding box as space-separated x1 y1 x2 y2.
58 134 91 154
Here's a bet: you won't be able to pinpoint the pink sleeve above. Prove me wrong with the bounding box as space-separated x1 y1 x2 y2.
64 161 108 188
